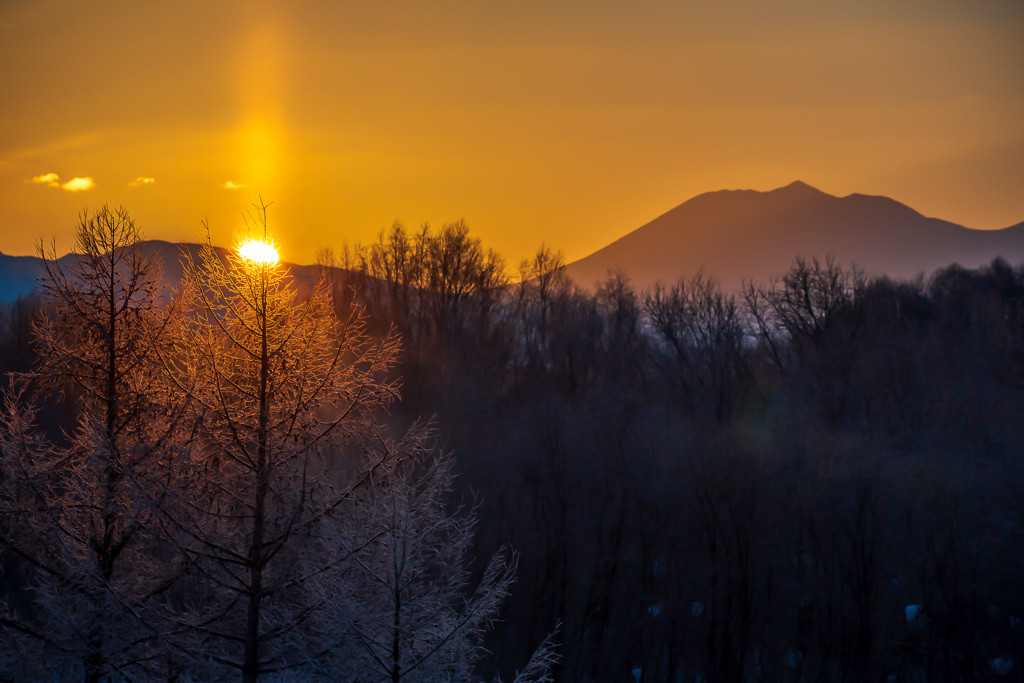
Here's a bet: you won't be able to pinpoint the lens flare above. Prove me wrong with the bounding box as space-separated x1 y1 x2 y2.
238 239 279 265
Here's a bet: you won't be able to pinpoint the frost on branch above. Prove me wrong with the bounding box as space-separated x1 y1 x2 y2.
158 202 401 681
0 205 188 681
308 426 552 682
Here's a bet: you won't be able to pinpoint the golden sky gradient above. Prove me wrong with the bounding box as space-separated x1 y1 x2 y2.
1 0 1022 266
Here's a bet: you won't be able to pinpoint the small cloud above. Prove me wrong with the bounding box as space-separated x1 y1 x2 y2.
62 177 95 192
29 172 60 187
224 180 247 190
958 94 981 103
129 176 156 187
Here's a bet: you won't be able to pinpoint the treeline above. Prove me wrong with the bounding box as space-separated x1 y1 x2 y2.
2 215 1024 681
316 221 1024 682
0 207 555 682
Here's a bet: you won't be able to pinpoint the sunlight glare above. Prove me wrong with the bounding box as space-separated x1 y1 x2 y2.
239 239 279 265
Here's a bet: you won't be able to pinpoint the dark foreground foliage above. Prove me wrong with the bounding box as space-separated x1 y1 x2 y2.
3 215 1024 681
328 224 1024 683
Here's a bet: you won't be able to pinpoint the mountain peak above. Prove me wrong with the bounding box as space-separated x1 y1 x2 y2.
774 180 828 196
783 180 813 190
566 184 1024 292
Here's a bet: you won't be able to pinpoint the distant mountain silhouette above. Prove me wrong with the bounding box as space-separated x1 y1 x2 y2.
565 181 1024 292
0 241 338 303
4 183 1024 301
0 253 45 303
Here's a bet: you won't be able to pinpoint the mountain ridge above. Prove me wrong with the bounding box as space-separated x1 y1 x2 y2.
0 241 333 303
3 182 1023 301
564 181 1024 291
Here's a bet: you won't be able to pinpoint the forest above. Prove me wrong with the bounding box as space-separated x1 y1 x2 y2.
1 205 1023 682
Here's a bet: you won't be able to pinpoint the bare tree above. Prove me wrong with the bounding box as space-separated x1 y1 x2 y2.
0 205 187 681
743 255 865 422
311 427 535 682
160 201 401 681
420 220 506 343
644 271 747 422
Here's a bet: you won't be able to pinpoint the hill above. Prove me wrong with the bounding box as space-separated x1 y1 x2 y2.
5 184 1024 301
0 241 335 303
565 181 1024 291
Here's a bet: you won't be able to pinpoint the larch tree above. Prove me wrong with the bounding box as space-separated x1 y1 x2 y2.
309 426 558 683
0 205 188 681
0 201 557 682
162 202 401 681
312 428 506 681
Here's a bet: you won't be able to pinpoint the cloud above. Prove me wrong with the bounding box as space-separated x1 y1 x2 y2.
224 180 247 190
62 177 95 192
958 94 982 103
29 172 60 187
129 176 156 186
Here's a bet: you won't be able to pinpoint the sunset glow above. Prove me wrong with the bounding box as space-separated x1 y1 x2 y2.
0 1 1021 264
238 239 279 265
1 3 1023 677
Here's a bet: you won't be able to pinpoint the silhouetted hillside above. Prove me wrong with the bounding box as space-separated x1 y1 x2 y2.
0 241 341 302
6 184 1022 300
566 181 1024 291
0 253 42 302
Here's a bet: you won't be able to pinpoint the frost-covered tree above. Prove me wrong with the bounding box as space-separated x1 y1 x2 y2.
0 202 556 683
0 205 188 681
309 427 557 683
161 202 401 681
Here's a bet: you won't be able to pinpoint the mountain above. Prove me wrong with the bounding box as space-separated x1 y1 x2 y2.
0 241 203 303
0 241 334 303
4 182 1023 301
0 253 44 303
565 181 1024 292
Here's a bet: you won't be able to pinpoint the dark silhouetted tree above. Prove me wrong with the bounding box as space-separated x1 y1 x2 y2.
0 205 187 681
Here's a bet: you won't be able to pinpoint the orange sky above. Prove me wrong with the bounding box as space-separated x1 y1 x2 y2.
1 0 1022 266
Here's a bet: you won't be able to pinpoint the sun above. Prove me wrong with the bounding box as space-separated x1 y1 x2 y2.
238 239 279 265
